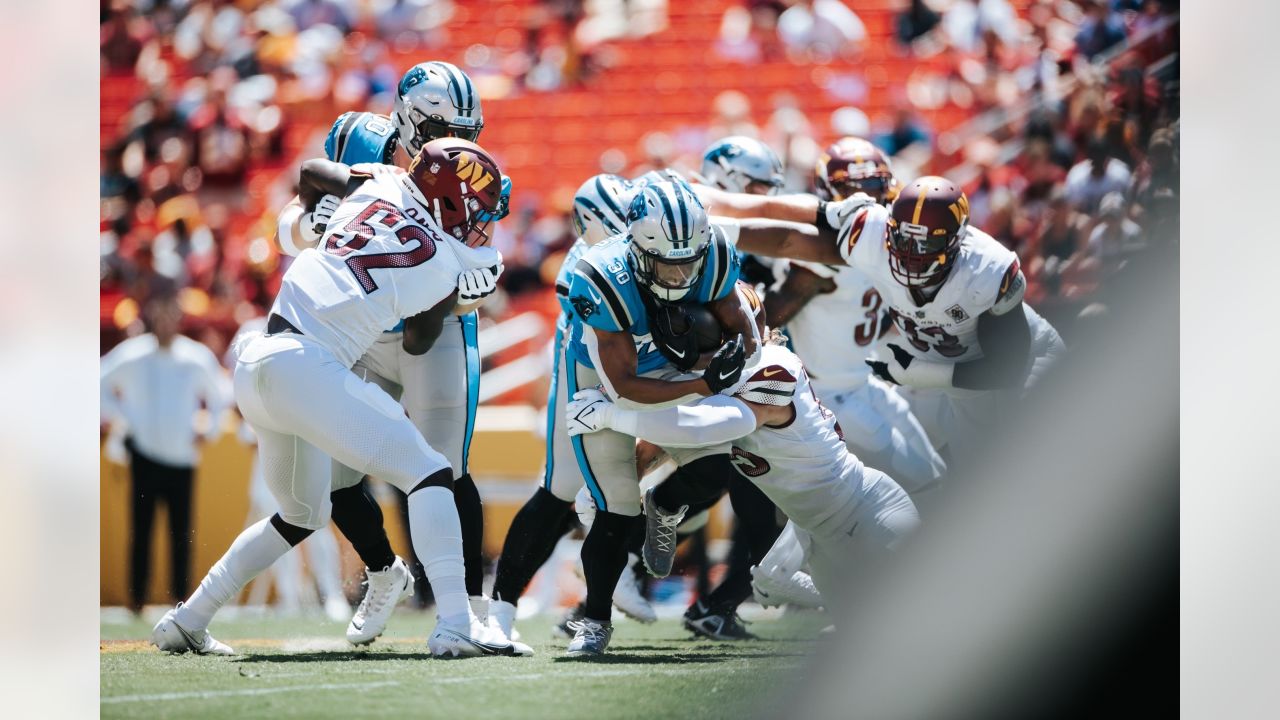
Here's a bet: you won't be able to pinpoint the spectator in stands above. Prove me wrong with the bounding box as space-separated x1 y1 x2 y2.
876 106 931 156
1082 191 1145 269
100 290 229 614
1064 138 1131 214
101 1 152 71
1074 0 1127 60
896 0 942 48
777 0 866 61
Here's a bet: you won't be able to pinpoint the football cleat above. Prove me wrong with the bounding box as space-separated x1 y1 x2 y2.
553 603 586 639
750 565 824 610
612 555 657 623
469 596 489 624
151 605 235 656
564 618 614 658
642 487 687 578
347 556 414 646
428 615 533 658
683 600 757 641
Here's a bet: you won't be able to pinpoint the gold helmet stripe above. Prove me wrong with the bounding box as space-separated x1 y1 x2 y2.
911 182 930 224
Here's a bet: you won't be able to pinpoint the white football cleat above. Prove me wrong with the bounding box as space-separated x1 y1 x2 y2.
347 557 414 645
750 564 824 610
151 605 235 656
428 614 534 658
612 555 657 623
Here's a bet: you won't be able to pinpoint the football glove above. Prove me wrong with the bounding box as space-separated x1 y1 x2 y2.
566 388 615 437
300 194 342 243
650 303 701 372
704 333 746 395
866 343 955 388
819 192 878 232
457 263 504 303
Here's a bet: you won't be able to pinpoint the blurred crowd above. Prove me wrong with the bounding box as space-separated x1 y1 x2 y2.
102 0 1179 381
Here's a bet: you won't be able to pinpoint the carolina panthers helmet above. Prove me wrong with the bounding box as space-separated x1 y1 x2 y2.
392 62 483 157
633 167 688 190
700 136 784 195
626 181 711 302
571 174 635 245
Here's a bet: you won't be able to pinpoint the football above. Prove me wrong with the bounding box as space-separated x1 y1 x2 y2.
678 303 724 352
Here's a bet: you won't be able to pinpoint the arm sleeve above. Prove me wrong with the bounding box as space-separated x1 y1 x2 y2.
610 395 760 448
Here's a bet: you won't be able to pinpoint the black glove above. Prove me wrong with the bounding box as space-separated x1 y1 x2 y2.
650 303 701 372
704 333 746 394
866 343 914 385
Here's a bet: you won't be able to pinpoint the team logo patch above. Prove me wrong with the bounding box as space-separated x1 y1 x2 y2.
570 295 596 320
946 304 969 323
429 162 441 174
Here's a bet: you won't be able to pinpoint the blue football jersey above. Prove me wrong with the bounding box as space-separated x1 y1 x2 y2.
324 112 399 166
565 228 739 373
554 238 590 320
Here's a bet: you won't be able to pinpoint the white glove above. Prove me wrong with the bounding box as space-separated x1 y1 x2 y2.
574 485 597 529
565 387 615 437
866 343 955 389
823 192 877 230
457 263 504 302
300 194 342 243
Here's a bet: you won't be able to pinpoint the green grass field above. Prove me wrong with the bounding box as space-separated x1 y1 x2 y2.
101 609 826 719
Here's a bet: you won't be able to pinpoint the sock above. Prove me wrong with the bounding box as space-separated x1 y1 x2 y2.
330 480 396 571
581 511 639 623
453 473 485 597
407 485 470 625
491 487 574 603
175 517 292 630
653 455 735 513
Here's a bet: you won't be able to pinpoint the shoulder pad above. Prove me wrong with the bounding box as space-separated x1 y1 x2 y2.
701 225 740 302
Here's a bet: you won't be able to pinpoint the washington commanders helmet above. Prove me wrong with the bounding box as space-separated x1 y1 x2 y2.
405 138 503 247
886 176 969 288
815 137 898 204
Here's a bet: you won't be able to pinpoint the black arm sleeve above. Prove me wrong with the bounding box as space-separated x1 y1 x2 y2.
952 306 1032 390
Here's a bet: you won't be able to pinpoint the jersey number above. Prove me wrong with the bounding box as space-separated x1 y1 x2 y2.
363 116 394 137
730 447 771 478
325 199 436 294
892 310 966 358
853 288 883 347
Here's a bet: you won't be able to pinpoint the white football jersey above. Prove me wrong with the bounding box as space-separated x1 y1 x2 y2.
780 260 885 394
271 165 499 368
730 344 865 540
840 203 1024 364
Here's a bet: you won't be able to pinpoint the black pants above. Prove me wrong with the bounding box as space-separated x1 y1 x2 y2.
126 439 194 608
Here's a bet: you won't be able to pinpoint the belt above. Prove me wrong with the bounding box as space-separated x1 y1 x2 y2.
266 313 303 336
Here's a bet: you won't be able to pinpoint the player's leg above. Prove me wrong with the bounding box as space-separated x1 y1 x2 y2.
165 462 195 603
490 329 579 634
397 313 487 605
644 449 740 578
829 382 946 495
750 520 824 609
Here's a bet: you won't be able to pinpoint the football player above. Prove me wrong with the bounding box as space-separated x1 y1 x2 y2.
565 332 921 616
153 139 529 658
487 174 658 638
555 180 760 656
275 62 506 646
762 138 946 496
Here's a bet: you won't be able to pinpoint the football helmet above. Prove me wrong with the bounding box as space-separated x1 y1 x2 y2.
405 138 504 248
886 176 969 288
700 136 784 196
571 174 635 245
392 62 484 157
626 181 711 302
816 137 898 204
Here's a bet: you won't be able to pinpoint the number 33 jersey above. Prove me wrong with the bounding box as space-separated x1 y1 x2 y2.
839 203 1025 364
271 165 499 368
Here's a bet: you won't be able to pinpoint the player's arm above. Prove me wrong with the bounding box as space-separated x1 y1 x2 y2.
695 185 821 223
762 264 837 327
728 218 845 266
565 390 791 447
298 158 364 209
706 286 761 364
276 160 365 256
591 327 717 406
402 290 460 355
951 305 1032 390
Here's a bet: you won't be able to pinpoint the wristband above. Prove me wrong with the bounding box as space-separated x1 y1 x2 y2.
276 204 308 257
815 200 834 234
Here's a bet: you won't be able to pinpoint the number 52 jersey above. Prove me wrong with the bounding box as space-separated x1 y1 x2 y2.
839 203 1024 364
271 165 500 368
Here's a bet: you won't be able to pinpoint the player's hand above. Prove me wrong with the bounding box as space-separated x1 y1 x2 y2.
704 333 746 394
650 304 700 372
300 194 341 242
866 343 954 388
823 192 877 230
566 388 615 436
457 263 504 303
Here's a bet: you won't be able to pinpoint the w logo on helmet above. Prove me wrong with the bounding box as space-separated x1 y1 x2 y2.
456 153 494 191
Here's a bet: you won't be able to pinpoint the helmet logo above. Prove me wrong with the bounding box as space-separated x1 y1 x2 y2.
947 195 970 224
429 162 441 174
455 153 494 191
666 247 696 259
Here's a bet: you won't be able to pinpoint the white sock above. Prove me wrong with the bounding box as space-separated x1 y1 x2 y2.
407 486 470 626
175 518 292 630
